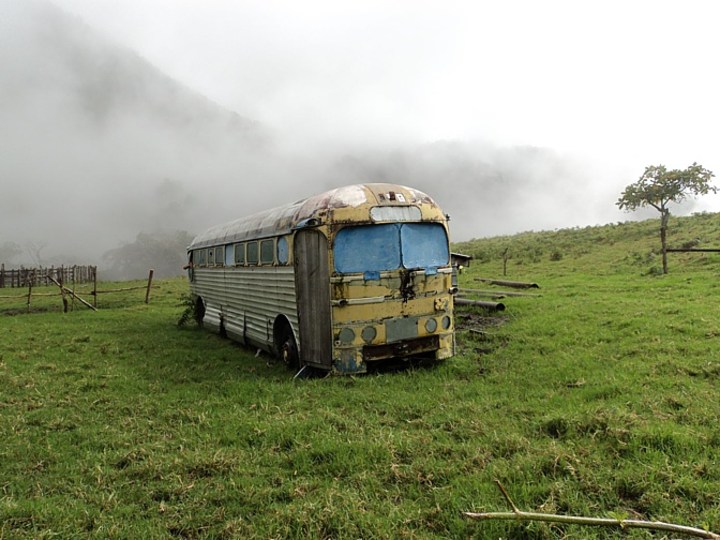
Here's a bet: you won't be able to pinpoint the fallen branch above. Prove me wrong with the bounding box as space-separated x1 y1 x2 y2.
47 276 97 312
475 277 540 289
455 298 505 311
463 480 720 539
459 287 541 298
666 248 720 253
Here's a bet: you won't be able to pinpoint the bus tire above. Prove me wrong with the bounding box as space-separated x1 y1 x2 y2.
277 324 299 369
194 296 206 327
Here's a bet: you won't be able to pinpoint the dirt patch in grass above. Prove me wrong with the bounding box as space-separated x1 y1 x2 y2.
455 307 510 357
455 308 509 333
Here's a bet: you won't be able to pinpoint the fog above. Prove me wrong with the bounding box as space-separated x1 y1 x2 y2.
2 0 720 273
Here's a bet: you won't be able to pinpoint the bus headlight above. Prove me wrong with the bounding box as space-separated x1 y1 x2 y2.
441 315 451 330
338 327 355 344
425 318 438 333
361 326 377 344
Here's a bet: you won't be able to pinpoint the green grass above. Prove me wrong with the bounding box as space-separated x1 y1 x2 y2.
2 214 720 538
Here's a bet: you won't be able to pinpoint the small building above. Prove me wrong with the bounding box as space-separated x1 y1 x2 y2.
450 252 472 268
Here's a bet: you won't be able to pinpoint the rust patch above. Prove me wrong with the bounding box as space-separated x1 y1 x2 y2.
399 269 416 303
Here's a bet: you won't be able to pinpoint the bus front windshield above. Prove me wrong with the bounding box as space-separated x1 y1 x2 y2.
333 223 449 274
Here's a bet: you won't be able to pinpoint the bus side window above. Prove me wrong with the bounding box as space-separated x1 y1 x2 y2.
225 244 234 266
197 249 207 267
208 248 215 266
234 243 245 266
277 237 289 265
215 246 225 267
247 241 259 265
260 239 275 265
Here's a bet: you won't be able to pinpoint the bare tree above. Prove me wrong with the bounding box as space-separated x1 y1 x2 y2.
25 241 48 267
0 241 22 265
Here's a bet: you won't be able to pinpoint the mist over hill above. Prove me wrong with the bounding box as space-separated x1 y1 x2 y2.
0 0 269 267
1 0 630 276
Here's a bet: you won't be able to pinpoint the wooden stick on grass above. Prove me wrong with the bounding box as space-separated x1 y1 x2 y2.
47 275 97 312
463 480 720 539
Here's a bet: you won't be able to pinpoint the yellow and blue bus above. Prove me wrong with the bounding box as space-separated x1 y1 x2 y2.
186 183 455 374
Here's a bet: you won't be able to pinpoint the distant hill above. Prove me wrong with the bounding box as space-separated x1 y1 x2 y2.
0 0 267 264
0 0 262 143
453 211 720 276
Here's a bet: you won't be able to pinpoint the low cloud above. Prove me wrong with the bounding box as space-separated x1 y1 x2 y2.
1 1 632 274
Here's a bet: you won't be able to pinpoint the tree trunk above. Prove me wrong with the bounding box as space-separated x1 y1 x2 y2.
660 208 669 274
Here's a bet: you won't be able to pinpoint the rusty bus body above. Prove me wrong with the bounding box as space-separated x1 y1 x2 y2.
186 183 455 374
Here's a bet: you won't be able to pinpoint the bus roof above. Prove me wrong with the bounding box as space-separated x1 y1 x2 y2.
188 183 445 249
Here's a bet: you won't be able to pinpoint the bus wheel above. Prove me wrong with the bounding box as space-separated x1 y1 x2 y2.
280 329 299 369
194 296 206 327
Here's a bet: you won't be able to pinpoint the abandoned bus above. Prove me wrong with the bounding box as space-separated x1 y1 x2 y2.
186 183 455 374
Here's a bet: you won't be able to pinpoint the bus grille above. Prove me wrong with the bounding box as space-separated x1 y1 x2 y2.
362 335 439 362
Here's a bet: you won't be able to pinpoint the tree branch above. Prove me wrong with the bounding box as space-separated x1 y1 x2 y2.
463 481 720 539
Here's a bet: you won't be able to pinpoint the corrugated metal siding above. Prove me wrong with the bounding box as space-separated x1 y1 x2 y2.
190 266 298 353
190 269 226 305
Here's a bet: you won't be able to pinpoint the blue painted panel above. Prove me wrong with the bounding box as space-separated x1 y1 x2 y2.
334 224 401 273
400 223 449 269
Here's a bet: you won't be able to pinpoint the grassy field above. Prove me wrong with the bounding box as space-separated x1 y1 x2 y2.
2 213 720 539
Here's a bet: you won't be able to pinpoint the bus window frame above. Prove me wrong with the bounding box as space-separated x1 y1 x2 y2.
247 241 259 265
224 244 234 266
277 236 289 265
214 246 225 267
234 243 246 266
260 239 275 265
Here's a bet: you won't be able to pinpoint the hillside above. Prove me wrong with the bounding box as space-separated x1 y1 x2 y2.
0 0 261 141
0 0 265 263
453 211 720 277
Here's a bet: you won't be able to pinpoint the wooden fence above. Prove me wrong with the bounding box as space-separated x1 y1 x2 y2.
0 265 96 288
0 267 156 313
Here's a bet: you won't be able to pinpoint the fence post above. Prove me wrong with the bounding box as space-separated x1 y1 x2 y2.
70 265 76 311
27 270 33 312
145 269 154 304
92 266 98 308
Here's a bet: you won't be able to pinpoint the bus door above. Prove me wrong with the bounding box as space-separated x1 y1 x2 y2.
294 229 332 368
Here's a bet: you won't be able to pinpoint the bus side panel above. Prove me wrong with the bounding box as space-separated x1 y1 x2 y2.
224 266 298 352
294 230 333 368
190 267 226 333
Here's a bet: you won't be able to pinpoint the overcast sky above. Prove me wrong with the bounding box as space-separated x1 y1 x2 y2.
50 0 720 165
4 0 720 268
